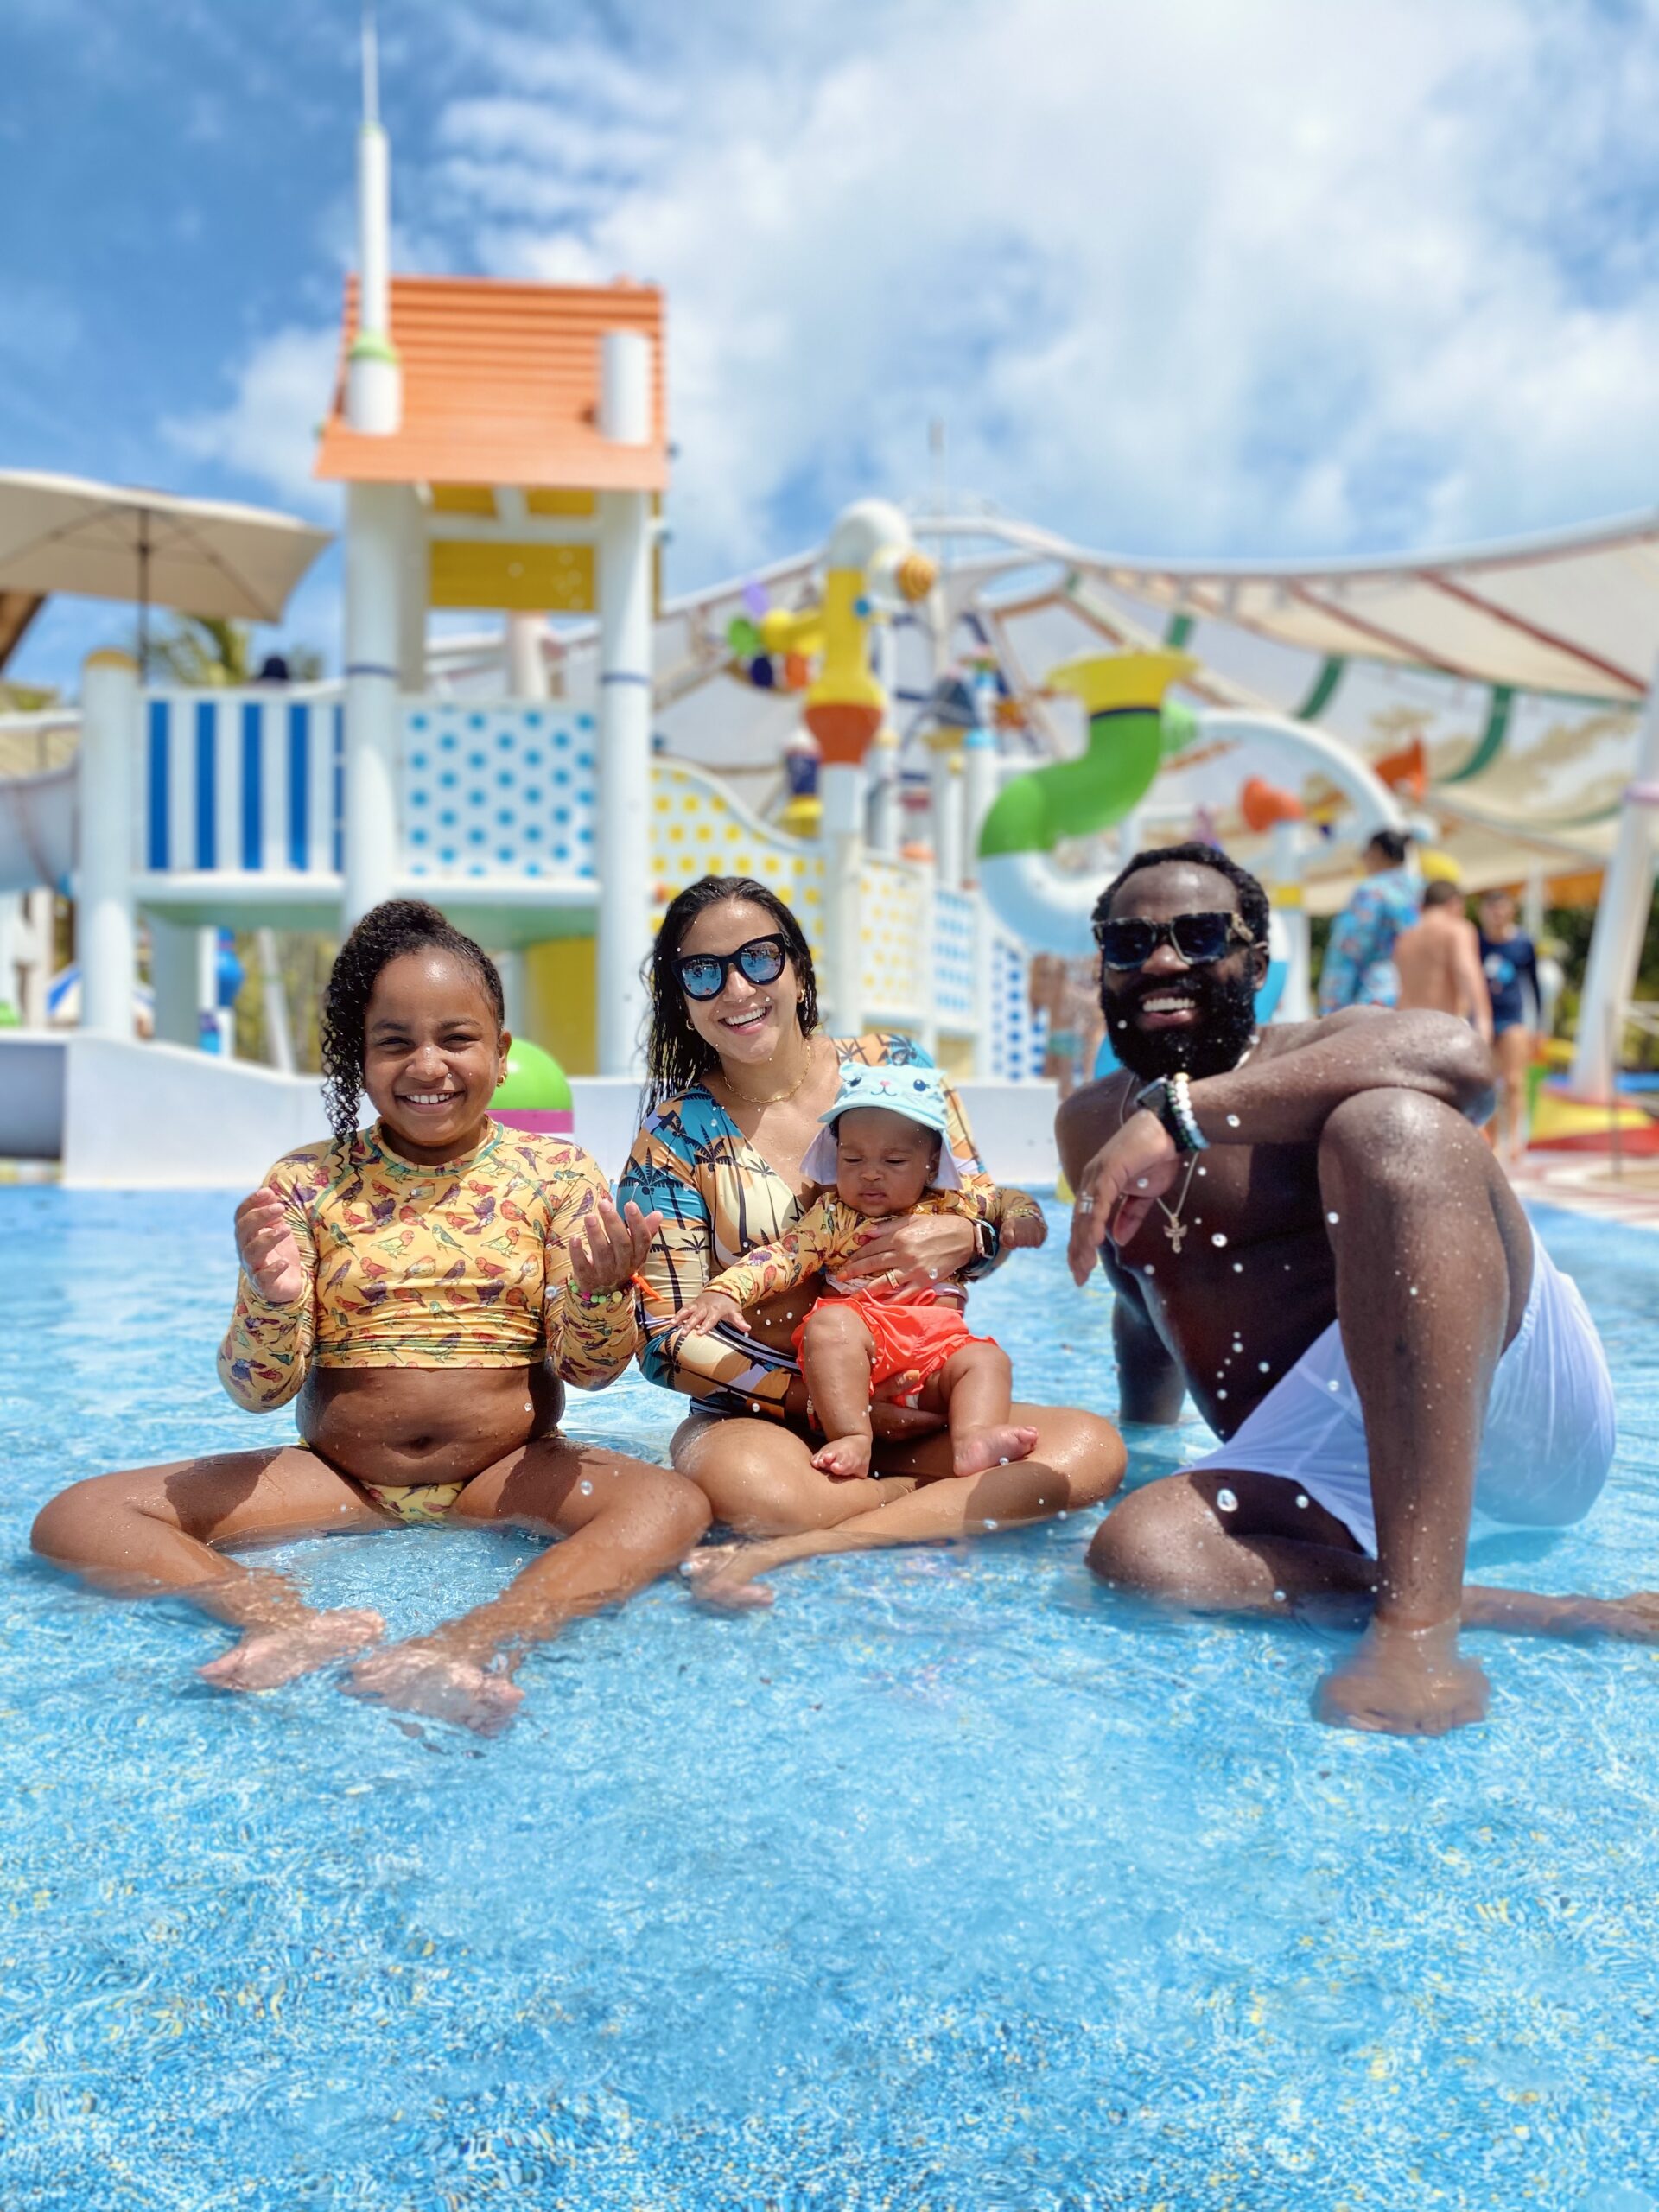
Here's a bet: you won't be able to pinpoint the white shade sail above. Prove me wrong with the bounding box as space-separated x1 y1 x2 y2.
0 470 332 624
925 509 1659 703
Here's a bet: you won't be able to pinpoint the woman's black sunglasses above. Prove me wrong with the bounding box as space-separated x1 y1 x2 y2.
675 934 789 1001
1093 911 1258 971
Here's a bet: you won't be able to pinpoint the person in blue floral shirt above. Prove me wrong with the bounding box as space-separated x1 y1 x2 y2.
1317 830 1421 1014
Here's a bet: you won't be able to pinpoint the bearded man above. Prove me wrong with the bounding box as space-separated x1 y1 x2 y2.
1058 842 1648 1736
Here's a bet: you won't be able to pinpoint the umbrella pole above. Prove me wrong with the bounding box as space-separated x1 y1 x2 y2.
137 510 150 681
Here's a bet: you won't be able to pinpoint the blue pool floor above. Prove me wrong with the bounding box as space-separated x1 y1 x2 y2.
3 1188 1659 2209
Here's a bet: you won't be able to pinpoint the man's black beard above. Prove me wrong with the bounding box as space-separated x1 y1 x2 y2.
1104 964 1261 1081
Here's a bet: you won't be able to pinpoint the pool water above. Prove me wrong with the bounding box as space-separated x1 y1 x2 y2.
4 1188 1659 2211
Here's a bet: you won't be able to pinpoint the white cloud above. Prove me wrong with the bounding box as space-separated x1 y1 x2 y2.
163 325 341 519
175 0 1659 594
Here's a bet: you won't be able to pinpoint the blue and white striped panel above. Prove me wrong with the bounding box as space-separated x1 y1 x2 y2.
401 702 598 881
139 692 344 876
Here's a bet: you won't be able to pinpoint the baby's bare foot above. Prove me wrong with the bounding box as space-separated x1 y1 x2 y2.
952 1424 1040 1478
811 1433 873 1480
199 1607 384 1692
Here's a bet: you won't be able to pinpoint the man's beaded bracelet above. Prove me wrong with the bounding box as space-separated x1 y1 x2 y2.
1135 1071 1208 1153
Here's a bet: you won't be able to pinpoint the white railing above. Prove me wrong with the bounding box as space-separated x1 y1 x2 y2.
137 684 344 877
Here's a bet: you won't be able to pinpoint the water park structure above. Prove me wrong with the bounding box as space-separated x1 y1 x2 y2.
6 25 1659 1184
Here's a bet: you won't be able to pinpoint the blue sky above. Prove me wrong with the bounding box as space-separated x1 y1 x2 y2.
9 0 1659 691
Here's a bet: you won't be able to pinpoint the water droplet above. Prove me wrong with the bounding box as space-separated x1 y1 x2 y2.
1273 1589 1287 1603
984 1517 999 1529
1326 1210 1340 1224
1144 1263 1155 1276
1057 1510 1068 1521
1211 1233 1229 1249
1295 1492 1309 1510
1136 1177 1148 1188
1258 1360 1270 1373
1197 1166 1208 1177
1217 1486 1238 1512
1217 1389 1228 1400
1327 1378 1341 1393
579 1479 593 1496
1226 1114 1241 1128
1232 1261 1243 1273
1409 1286 1419 1297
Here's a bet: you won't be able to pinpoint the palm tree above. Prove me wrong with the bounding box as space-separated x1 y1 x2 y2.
146 615 323 687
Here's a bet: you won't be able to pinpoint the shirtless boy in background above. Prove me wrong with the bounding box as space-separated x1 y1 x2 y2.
1394 880 1492 1042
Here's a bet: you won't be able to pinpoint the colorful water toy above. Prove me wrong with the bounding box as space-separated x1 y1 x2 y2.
491 1038 575 1135
976 650 1199 955
753 499 936 766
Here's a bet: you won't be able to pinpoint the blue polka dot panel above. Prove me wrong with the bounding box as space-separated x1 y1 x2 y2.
403 703 597 881
989 933 1046 1081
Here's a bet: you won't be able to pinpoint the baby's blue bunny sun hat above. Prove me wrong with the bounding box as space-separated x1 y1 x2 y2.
800 1064 962 1189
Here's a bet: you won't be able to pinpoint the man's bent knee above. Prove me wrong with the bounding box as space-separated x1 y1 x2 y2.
1086 1484 1197 1598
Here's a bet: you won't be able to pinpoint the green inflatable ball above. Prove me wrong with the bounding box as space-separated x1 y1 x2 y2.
493 1038 574 1113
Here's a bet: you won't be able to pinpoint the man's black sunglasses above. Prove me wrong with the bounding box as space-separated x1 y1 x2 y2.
675 934 789 1001
1093 910 1259 971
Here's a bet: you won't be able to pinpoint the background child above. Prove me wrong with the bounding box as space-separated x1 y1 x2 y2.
670 1065 1046 1480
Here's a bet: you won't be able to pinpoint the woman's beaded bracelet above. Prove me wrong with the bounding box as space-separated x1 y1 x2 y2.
566 1281 632 1310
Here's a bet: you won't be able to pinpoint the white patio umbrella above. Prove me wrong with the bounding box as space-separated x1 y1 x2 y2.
0 469 334 674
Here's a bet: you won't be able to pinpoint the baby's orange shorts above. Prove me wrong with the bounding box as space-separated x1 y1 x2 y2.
791 1291 996 1393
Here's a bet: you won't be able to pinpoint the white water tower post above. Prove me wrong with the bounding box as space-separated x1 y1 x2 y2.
963 720 1000 1077
340 3 404 929
595 328 654 1077
78 650 137 1039
819 760 865 1039
1572 658 1659 1098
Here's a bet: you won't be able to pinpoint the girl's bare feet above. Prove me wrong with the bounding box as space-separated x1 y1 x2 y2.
198 1606 385 1692
686 1542 783 1611
346 1640 524 1736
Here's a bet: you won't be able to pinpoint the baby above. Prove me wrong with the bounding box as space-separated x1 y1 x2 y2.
671 1065 1046 1480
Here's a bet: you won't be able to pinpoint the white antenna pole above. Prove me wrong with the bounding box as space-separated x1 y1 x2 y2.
346 0 400 433
361 0 379 127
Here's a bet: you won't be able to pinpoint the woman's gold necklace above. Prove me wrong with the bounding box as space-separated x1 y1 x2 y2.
717 1037 817 1109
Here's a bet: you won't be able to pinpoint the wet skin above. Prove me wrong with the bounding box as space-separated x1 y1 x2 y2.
1055 858 1659 1737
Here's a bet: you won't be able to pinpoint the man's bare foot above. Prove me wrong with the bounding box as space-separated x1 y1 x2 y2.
686 1541 785 1611
1596 1591 1659 1641
952 1423 1040 1478
811 1433 873 1479
345 1641 524 1737
1313 1618 1490 1736
199 1606 385 1693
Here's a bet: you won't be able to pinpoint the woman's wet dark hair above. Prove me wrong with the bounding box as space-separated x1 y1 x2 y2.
643 874 818 1115
319 899 504 1142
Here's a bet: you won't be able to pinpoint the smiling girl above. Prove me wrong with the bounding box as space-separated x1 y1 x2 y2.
32 900 708 1734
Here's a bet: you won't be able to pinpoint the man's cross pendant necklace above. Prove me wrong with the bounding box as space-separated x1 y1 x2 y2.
1159 1154 1200 1249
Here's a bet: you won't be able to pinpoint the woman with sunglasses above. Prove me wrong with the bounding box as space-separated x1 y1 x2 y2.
618 875 1125 1605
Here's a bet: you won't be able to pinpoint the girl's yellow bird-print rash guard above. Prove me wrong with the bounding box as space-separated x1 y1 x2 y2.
218 1121 638 1412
